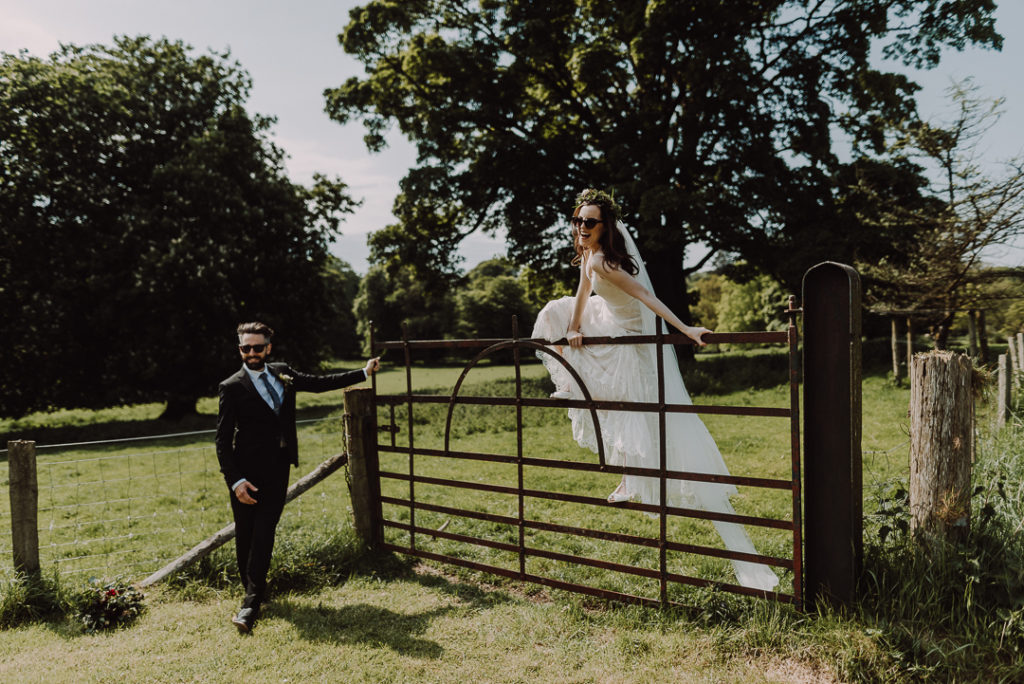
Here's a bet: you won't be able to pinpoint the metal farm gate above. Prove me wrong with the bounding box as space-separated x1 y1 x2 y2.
362 297 804 610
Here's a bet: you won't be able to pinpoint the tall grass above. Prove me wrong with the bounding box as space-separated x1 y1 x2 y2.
859 422 1024 680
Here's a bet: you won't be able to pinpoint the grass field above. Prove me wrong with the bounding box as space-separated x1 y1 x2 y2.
1 349 1021 682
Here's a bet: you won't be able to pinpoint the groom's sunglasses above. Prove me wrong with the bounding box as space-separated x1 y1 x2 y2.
570 216 603 229
239 344 267 353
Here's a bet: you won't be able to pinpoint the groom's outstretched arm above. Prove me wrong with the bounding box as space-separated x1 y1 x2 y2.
287 358 380 393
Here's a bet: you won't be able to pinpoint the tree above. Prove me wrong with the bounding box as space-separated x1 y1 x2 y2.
856 81 1024 347
0 37 357 418
353 262 456 355
455 257 535 338
327 0 1000 347
321 256 363 359
716 273 789 335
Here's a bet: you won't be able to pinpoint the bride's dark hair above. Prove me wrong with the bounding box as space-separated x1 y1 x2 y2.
571 188 638 276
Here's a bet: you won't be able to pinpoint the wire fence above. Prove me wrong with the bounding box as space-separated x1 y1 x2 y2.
1 415 350 583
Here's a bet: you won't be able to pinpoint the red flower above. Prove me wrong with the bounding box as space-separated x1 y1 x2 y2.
107 588 118 596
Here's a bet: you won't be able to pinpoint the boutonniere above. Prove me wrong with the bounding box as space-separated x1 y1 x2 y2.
278 373 294 388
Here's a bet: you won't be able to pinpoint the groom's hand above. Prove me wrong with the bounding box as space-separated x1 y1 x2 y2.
234 480 258 505
364 357 381 376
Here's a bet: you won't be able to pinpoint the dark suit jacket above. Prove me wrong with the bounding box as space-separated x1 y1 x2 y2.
215 361 366 489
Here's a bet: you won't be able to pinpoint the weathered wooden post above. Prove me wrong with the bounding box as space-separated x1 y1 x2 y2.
891 317 900 381
345 387 382 549
8 440 40 575
997 354 1012 429
1009 336 1018 376
1018 333 1024 380
909 351 973 542
802 262 862 608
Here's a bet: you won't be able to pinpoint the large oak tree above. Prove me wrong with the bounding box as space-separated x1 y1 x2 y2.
327 0 1001 337
0 36 357 418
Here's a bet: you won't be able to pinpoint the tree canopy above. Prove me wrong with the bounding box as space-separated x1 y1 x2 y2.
856 81 1024 345
0 36 357 418
327 0 1001 329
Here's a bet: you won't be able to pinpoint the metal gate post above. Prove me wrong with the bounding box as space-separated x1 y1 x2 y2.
802 262 862 608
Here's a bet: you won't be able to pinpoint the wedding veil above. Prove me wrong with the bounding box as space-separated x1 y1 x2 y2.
614 221 779 592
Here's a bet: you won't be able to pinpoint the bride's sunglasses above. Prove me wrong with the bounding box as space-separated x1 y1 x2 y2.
570 216 604 229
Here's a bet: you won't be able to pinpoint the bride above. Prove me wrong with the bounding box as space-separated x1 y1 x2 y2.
531 188 779 592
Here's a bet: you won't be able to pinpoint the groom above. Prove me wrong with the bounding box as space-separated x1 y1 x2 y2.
215 321 380 633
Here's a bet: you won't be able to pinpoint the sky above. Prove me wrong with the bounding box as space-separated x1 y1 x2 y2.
2 0 1022 273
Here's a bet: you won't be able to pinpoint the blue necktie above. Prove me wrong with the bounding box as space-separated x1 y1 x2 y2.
260 373 282 413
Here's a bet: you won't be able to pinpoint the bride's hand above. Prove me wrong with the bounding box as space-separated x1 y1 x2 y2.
566 329 584 348
684 325 711 347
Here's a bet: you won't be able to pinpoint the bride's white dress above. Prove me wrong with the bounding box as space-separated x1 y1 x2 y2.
531 254 779 592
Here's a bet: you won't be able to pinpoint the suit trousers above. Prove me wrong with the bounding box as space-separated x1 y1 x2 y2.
229 451 291 607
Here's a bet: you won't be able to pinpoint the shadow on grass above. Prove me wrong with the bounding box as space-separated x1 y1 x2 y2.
270 552 519 656
345 550 518 610
273 600 447 657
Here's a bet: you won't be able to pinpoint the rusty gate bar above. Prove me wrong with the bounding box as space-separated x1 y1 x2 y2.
514 318 526 579
374 330 789 350
657 317 669 606
401 325 415 552
378 472 792 530
374 442 792 490
787 296 804 610
379 496 792 568
371 319 802 609
383 393 790 417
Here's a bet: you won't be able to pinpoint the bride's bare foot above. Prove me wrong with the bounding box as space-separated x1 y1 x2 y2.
607 481 631 503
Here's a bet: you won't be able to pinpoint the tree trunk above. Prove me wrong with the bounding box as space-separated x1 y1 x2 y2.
159 396 199 421
906 318 913 388
646 245 695 363
909 351 973 543
977 310 989 363
933 311 955 350
967 310 977 358
891 317 900 380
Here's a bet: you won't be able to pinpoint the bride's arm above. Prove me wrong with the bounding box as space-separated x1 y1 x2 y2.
566 259 593 347
592 254 710 346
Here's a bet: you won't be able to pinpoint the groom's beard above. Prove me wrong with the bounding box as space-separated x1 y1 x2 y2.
244 356 266 370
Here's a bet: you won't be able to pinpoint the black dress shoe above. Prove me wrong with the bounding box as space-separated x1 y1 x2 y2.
231 606 258 633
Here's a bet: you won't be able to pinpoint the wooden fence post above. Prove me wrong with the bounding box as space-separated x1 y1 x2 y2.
802 262 862 609
1018 333 1024 379
345 387 382 550
891 317 900 380
997 354 1012 429
8 440 40 575
1009 336 1018 378
909 351 973 542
